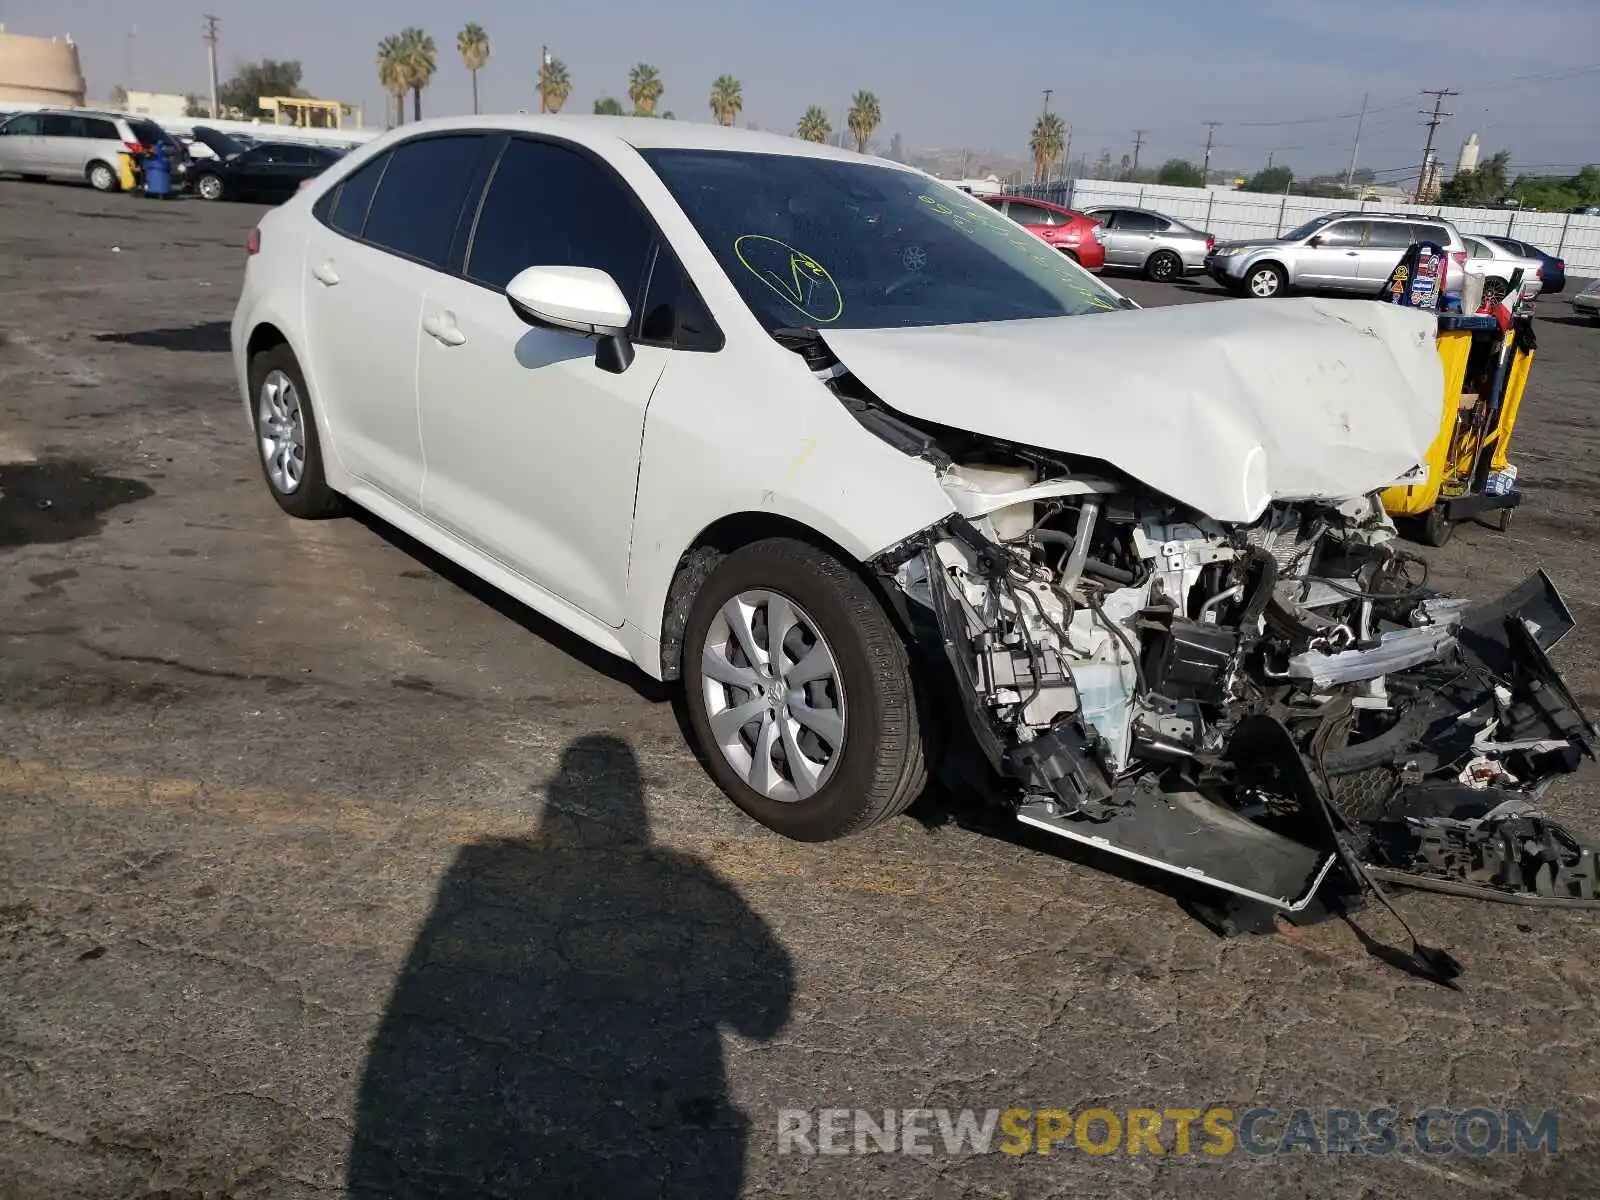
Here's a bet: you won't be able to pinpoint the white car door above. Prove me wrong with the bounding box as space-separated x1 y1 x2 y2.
416 136 674 628
301 134 493 509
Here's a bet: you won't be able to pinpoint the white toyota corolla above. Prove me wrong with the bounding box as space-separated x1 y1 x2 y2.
233 116 1595 924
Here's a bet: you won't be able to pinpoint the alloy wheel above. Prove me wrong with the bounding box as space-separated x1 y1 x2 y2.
1249 267 1283 297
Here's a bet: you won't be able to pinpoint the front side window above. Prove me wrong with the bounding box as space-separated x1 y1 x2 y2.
362 134 491 268
465 138 655 302
643 149 1123 331
1005 201 1058 226
1316 220 1368 248
0 113 42 136
1282 215 1336 242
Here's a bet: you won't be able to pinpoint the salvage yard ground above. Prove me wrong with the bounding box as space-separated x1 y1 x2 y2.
2 180 1599 1199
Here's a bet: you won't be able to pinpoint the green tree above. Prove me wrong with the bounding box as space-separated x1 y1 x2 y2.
182 93 209 118
593 96 625 115
846 90 881 153
1439 150 1510 206
396 28 437 123
377 36 409 125
1245 165 1293 193
218 60 304 119
1029 112 1065 182
539 57 571 113
628 63 664 115
710 74 743 126
457 23 490 115
1156 159 1204 187
797 105 831 143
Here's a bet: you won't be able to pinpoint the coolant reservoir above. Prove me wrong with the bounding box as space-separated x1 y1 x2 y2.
947 462 1037 541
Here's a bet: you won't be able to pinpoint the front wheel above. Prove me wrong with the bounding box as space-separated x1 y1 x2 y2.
1245 263 1287 298
1421 505 1454 547
196 173 224 201
682 539 928 842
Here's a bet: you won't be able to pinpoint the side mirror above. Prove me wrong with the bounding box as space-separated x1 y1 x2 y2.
505 265 635 373
1307 235 1322 247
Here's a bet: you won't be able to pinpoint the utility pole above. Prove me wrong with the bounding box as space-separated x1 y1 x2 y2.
539 45 549 112
1266 150 1274 169
1414 88 1457 202
1343 91 1368 196
1042 88 1053 115
202 15 220 119
1201 121 1221 184
1131 129 1146 173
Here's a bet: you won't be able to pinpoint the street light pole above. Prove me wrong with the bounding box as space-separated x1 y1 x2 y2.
539 45 549 113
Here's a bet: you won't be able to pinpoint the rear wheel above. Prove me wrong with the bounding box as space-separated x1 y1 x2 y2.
248 344 343 519
1246 263 1287 298
86 161 118 192
1061 248 1081 264
682 539 928 842
1420 505 1454 547
1146 250 1182 282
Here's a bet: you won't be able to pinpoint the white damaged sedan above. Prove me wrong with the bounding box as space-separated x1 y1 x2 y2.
232 117 1596 943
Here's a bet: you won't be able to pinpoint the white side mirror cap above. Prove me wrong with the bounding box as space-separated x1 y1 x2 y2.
505 265 631 336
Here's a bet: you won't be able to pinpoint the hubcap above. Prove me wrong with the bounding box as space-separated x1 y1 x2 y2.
257 369 306 494
700 590 847 803
200 176 221 200
1250 269 1281 297
1152 255 1176 280
90 165 112 189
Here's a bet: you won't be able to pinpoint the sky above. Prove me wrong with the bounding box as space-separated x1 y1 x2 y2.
4 0 1597 180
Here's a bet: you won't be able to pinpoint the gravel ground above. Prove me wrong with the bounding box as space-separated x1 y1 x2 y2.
2 180 1598 1200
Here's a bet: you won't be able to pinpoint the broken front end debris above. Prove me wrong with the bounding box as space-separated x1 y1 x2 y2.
877 465 1598 913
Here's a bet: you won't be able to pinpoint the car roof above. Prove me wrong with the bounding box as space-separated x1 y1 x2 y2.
376 113 914 170
989 193 1075 210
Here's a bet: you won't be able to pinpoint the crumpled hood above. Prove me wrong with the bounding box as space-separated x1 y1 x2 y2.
819 298 1443 524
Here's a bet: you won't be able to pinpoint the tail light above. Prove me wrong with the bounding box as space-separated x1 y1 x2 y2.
1206 235 1215 251
1091 224 1107 244
298 177 314 190
123 141 148 156
246 227 260 256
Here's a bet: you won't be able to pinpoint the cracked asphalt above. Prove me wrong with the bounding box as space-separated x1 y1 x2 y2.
2 180 1598 1199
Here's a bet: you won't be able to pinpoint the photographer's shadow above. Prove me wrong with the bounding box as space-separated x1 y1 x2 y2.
349 734 794 1198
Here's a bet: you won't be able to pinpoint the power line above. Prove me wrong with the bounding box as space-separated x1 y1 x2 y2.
1414 88 1457 202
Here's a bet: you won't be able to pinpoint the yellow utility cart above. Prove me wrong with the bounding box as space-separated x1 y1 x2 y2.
1380 311 1536 546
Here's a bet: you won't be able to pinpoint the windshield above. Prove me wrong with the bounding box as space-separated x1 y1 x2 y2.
1281 215 1337 242
641 149 1122 331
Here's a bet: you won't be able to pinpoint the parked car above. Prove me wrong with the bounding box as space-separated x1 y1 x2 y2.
189 127 340 203
1485 236 1566 294
229 116 1596 928
0 108 184 191
1206 212 1469 299
1460 234 1544 304
1574 278 1600 323
979 194 1106 270
1079 207 1213 280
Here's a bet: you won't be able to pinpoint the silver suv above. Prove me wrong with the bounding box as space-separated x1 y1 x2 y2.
0 108 185 192
1206 212 1467 298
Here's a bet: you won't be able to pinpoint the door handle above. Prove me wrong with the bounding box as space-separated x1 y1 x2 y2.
312 261 340 286
422 313 467 347
1345 251 1359 256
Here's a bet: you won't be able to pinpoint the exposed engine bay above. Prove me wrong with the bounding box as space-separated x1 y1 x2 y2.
876 451 1597 917
771 311 1599 980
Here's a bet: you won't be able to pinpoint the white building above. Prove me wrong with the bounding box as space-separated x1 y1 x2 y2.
123 90 188 119
1457 133 1481 174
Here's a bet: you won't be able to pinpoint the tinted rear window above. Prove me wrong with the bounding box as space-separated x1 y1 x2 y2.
362 135 491 267
1412 224 1451 247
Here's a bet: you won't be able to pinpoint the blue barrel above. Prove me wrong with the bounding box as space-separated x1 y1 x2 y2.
143 146 172 198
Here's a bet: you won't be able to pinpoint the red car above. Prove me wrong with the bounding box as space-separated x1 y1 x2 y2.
982 194 1106 271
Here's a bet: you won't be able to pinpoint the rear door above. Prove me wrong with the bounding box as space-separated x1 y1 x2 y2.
1356 220 1416 290
300 134 494 508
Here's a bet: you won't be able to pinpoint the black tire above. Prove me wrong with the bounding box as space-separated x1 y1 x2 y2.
1480 277 1509 306
1061 248 1081 264
247 343 343 519
1420 505 1453 547
196 173 225 202
86 161 119 193
1244 262 1288 298
1145 250 1182 282
681 538 927 842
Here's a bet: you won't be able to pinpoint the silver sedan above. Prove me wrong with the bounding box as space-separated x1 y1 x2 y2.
1573 278 1600 323
1080 207 1213 281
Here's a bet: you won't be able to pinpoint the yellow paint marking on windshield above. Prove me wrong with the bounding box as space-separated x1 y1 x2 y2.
733 234 845 323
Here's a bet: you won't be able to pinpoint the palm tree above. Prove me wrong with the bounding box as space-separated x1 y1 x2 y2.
457 23 490 115
593 96 625 116
846 90 881 153
796 106 831 143
377 36 409 126
397 27 437 123
539 57 571 113
628 63 664 116
709 75 742 126
1029 112 1066 183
